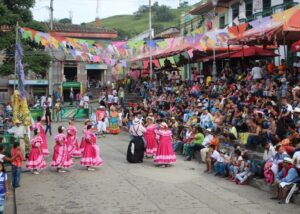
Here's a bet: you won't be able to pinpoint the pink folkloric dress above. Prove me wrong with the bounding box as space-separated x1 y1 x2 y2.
26 136 47 170
80 126 88 153
154 130 176 165
80 131 103 167
144 124 158 157
51 133 73 168
66 125 82 158
33 122 49 156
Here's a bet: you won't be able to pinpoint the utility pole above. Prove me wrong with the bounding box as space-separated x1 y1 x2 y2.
14 22 19 92
49 0 54 96
50 0 54 30
149 0 153 80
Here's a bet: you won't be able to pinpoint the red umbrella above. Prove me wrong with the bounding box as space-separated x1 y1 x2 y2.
291 40 300 52
229 46 278 58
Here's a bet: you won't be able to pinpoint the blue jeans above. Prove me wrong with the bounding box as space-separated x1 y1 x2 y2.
11 165 21 188
173 141 183 152
214 162 225 175
0 194 5 214
246 135 260 150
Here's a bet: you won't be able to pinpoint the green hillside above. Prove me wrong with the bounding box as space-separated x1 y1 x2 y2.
88 6 191 39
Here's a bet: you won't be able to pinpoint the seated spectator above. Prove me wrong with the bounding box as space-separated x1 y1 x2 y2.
235 153 252 185
205 144 219 173
271 145 290 176
263 142 276 162
182 127 196 160
292 142 300 173
183 127 204 161
271 157 299 204
229 149 243 181
246 118 262 150
214 149 226 176
200 129 213 163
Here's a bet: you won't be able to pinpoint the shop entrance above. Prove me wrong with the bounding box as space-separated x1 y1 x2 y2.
87 69 104 88
64 66 77 82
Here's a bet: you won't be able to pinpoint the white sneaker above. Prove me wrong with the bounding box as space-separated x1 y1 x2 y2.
33 171 40 175
87 167 95 171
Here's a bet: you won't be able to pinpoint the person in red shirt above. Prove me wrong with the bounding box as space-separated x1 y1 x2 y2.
11 142 24 188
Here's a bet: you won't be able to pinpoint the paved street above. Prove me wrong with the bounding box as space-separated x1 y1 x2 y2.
16 122 299 214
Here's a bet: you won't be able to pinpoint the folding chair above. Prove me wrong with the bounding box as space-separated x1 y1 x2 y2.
285 180 300 204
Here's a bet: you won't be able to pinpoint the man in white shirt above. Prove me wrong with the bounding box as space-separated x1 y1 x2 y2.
263 143 276 162
251 62 263 80
200 129 213 163
7 120 26 157
47 95 52 107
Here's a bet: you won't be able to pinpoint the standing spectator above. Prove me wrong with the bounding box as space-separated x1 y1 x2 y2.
11 142 23 188
7 120 27 157
69 88 74 106
45 107 52 136
118 87 125 107
47 95 52 107
251 62 263 81
54 100 62 122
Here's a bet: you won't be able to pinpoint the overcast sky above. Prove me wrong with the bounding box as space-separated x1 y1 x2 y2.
32 0 199 24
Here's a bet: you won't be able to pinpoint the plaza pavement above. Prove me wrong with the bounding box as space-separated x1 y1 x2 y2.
15 122 300 214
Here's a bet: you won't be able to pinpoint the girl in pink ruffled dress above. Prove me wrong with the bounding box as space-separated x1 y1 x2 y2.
32 116 49 156
66 119 82 158
144 117 158 158
154 122 176 167
80 120 90 153
26 128 47 174
51 126 73 173
80 125 103 171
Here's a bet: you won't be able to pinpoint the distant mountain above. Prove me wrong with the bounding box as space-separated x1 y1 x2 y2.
87 6 191 40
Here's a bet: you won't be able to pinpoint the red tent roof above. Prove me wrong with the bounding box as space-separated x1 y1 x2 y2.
292 40 300 52
229 46 278 58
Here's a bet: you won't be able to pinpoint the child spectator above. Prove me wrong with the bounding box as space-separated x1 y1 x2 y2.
0 145 11 162
11 142 23 188
235 153 252 185
0 162 9 214
205 144 219 173
214 149 226 176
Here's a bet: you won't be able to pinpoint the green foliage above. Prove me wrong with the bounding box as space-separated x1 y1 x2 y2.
152 24 164 34
58 18 72 24
153 5 174 22
178 1 189 9
88 6 191 39
0 0 51 77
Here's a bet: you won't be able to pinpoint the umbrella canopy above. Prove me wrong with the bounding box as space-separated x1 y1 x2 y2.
229 46 278 58
291 40 300 52
272 4 300 31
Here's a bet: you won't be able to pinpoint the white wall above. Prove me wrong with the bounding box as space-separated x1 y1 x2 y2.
272 0 284 6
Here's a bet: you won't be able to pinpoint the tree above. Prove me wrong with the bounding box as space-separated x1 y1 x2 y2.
58 18 72 24
153 24 164 34
178 1 189 8
0 0 51 77
153 5 174 22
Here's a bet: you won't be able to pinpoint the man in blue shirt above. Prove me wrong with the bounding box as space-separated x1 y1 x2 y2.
271 157 299 204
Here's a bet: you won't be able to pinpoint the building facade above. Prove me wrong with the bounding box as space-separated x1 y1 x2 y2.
0 23 118 102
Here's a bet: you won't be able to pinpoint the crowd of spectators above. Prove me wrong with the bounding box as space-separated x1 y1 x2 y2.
116 58 300 204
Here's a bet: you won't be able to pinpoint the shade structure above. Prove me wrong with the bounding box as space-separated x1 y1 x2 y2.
291 40 300 52
229 46 278 58
272 4 300 31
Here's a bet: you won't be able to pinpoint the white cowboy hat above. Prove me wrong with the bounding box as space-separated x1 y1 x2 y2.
133 118 141 125
283 157 293 164
294 107 300 113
